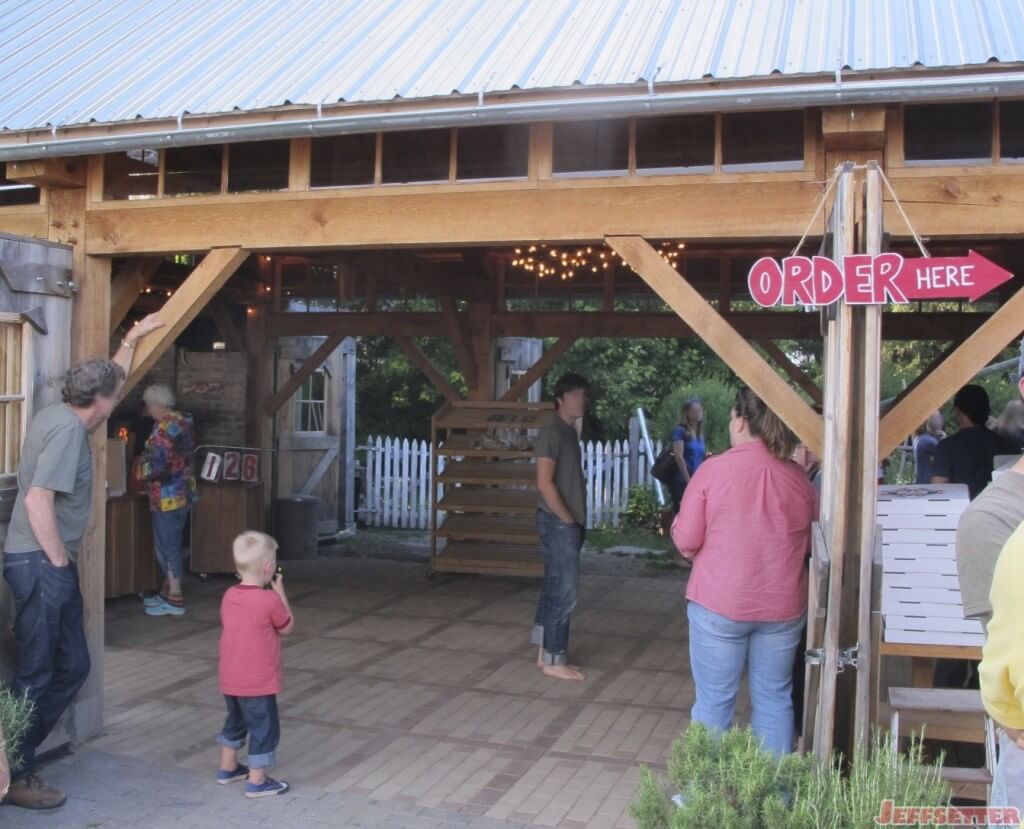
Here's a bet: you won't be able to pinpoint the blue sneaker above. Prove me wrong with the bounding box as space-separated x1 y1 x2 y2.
142 593 162 607
216 764 249 785
144 596 185 616
245 777 289 798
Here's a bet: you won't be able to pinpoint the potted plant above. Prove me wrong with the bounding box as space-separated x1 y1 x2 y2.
0 684 33 775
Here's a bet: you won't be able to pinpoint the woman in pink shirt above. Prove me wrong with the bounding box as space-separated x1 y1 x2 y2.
671 387 817 756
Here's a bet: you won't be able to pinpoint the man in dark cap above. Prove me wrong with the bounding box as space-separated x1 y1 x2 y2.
931 384 1019 499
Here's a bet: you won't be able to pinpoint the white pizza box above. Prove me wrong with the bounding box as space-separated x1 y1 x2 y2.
883 572 962 590
882 541 957 559
881 597 968 619
881 528 957 545
883 629 986 647
877 513 961 531
882 554 958 576
885 614 986 635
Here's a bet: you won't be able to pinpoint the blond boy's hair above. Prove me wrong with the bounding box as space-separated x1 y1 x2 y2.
233 531 278 577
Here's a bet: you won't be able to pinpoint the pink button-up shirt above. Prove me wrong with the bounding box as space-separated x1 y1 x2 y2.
671 439 817 622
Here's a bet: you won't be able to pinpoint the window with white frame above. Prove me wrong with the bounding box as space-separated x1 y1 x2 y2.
0 317 27 477
294 369 327 434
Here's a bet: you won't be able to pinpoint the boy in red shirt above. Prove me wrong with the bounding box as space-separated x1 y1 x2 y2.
215 531 294 798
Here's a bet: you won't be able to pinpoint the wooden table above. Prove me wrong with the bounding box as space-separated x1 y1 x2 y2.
105 494 160 598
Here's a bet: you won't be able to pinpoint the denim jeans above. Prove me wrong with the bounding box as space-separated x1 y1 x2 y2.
991 729 1024 810
151 506 189 580
217 694 280 769
687 601 805 757
2 551 91 780
530 509 584 666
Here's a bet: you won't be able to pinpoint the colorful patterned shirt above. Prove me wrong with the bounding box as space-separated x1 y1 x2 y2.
139 410 198 512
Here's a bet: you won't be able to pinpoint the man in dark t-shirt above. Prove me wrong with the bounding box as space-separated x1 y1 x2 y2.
932 385 1018 500
530 373 589 682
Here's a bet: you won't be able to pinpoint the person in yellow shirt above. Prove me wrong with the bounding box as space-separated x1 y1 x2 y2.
979 519 1024 812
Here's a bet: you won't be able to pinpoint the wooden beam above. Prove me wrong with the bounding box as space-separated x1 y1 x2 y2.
122 247 248 395
878 285 1024 458
7 157 86 189
0 205 48 239
608 235 824 454
758 340 823 405
208 297 245 351
467 302 494 401
499 338 576 402
439 294 477 387
821 105 886 150
393 334 460 402
880 339 962 414
109 257 161 334
263 332 344 416
267 309 992 341
84 178 823 254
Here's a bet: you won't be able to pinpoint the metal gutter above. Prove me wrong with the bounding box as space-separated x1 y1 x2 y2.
3 69 1024 161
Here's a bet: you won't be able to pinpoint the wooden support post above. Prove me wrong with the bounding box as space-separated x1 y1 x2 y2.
499 338 576 402
878 288 1024 459
49 182 108 741
393 335 460 402
208 297 245 351
758 340 823 405
289 138 311 191
439 294 477 388
263 332 344 416
122 247 248 395
109 257 161 334
607 235 823 456
468 302 495 402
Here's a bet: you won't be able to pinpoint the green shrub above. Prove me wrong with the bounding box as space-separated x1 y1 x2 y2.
0 685 33 771
631 722 951 829
653 377 736 456
622 484 661 532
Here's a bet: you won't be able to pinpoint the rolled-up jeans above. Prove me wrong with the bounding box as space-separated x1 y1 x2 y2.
530 509 584 666
687 600 805 757
151 505 189 580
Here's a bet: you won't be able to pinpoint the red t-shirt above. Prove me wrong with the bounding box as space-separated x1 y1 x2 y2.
218 585 291 697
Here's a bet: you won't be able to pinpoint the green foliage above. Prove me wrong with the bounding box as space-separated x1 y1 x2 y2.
621 484 662 532
545 337 731 440
0 685 34 771
653 376 737 455
631 723 951 829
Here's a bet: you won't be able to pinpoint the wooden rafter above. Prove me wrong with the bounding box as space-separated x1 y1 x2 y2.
122 247 249 395
263 332 344 416
499 338 576 402
109 257 162 334
607 235 823 455
267 309 993 342
878 285 1024 458
393 335 460 402
6 157 86 189
758 340 823 405
439 294 477 387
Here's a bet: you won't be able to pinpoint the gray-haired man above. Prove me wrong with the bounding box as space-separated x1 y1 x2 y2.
2 315 162 811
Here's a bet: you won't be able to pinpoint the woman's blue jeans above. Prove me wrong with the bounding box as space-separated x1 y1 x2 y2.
687 600 806 757
151 505 189 580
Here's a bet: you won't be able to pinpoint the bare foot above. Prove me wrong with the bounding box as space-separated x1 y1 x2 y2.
542 664 586 681
537 647 580 671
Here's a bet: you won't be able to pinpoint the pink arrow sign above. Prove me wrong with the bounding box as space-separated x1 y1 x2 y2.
895 250 1014 302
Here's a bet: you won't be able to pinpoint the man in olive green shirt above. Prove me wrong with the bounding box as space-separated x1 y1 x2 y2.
2 315 162 811
530 373 589 681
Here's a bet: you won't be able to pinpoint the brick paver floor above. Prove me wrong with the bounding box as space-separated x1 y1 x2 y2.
3 547 729 829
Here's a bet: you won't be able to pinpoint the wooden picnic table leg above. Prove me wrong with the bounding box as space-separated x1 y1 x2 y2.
911 657 935 688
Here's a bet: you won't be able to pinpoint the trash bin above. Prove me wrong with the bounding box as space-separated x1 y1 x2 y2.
273 495 320 559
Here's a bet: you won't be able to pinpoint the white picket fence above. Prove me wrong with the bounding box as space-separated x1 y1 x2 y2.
361 435 663 530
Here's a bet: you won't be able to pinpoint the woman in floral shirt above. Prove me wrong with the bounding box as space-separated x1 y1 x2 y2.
138 384 197 616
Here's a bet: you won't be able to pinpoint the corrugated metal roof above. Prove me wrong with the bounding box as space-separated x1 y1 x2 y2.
1 0 1023 133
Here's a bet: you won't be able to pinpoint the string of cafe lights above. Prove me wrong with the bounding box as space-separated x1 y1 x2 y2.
510 241 685 279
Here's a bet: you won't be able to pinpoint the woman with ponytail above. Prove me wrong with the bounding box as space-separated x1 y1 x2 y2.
671 387 817 756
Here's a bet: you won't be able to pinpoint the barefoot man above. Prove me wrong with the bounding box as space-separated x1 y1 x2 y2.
530 373 589 681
